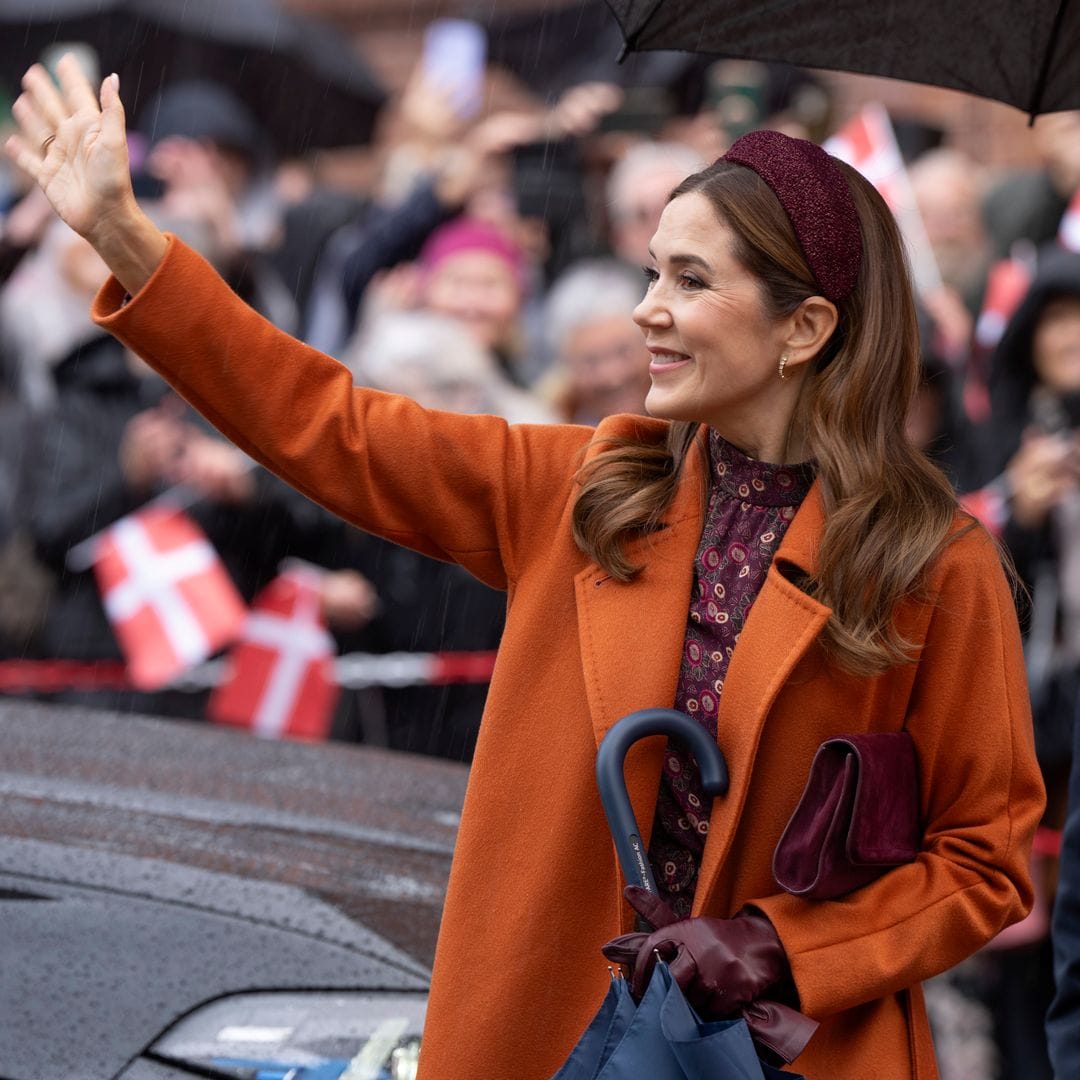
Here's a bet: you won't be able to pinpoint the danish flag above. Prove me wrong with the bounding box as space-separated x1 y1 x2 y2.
824 104 941 296
975 257 1034 351
93 506 246 689
962 255 1035 422
208 567 339 739
1060 189 1080 253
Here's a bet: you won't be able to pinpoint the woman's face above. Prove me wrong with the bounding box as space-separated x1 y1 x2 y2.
423 250 521 352
1032 296 1080 394
633 192 793 453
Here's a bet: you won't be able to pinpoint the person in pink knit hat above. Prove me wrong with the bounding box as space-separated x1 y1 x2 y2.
418 216 529 380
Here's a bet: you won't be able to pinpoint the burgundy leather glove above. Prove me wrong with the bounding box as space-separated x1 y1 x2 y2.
601 886 818 1064
602 887 789 1012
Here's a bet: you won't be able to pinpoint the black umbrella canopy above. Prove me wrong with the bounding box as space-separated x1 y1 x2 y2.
0 0 387 156
604 0 1080 119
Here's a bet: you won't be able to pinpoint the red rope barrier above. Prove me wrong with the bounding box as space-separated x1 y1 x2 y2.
0 652 498 693
0 660 132 692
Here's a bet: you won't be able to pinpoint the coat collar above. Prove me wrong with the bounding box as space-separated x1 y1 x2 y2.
574 425 831 913
773 477 825 579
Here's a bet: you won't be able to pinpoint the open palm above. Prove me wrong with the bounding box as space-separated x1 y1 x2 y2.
5 54 133 243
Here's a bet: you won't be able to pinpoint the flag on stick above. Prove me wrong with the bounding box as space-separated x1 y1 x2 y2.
963 254 1035 422
93 506 246 689
209 566 339 739
825 104 942 296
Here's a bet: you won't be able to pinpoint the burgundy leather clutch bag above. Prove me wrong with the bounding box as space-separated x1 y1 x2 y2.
772 732 921 900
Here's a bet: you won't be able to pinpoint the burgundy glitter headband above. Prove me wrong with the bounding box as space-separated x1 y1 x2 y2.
722 130 862 302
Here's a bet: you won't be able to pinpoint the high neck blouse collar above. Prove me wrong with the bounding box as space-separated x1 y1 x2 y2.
708 428 815 508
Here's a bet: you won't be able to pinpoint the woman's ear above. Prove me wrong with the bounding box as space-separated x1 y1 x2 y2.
783 296 839 372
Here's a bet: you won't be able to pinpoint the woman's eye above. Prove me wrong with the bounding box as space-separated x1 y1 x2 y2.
641 267 659 286
679 273 703 289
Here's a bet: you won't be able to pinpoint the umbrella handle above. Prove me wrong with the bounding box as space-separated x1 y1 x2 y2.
596 708 729 895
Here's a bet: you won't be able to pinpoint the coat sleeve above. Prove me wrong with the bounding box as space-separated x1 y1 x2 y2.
749 528 1045 1019
91 236 589 590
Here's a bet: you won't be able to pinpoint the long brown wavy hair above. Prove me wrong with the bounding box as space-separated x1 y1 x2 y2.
571 157 961 674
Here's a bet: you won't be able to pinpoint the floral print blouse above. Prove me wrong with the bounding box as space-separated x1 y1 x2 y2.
647 429 814 917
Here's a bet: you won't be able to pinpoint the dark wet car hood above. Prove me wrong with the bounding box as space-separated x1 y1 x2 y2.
0 700 468 1080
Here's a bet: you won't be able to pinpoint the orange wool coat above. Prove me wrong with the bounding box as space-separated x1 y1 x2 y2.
94 237 1045 1080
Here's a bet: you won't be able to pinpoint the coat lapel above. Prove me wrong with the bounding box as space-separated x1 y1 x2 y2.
574 434 833 916
693 484 831 915
575 439 705 855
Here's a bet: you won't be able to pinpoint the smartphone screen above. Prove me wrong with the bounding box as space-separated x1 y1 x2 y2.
421 18 486 121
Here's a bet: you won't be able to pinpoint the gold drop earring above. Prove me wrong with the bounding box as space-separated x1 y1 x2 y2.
778 354 789 380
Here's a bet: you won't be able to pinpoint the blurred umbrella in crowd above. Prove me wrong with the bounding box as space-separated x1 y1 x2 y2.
0 0 386 156
604 0 1080 119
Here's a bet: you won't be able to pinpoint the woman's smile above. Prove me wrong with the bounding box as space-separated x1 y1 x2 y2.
648 346 693 374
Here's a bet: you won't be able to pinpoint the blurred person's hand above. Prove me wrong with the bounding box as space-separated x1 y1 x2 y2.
462 83 623 156
361 263 424 324
1007 430 1080 529
170 433 255 504
119 403 189 492
549 82 622 138
399 68 471 147
921 284 973 367
320 569 380 631
432 112 542 208
59 231 110 296
434 84 621 209
1 185 55 248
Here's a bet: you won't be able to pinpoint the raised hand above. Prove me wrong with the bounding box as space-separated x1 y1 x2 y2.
119 406 190 493
4 53 167 294
6 55 131 243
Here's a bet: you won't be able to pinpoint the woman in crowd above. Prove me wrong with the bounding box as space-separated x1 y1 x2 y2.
6 57 1044 1079
415 215 531 383
540 257 652 424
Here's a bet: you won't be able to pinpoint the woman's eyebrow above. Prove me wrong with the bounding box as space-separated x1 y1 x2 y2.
646 249 713 272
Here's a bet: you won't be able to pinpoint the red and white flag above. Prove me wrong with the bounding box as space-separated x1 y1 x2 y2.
975 256 1034 351
961 254 1035 423
208 567 339 739
93 506 246 689
824 104 941 296
1059 189 1080 252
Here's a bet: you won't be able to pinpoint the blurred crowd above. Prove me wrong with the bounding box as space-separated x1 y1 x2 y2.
2 37 1080 1078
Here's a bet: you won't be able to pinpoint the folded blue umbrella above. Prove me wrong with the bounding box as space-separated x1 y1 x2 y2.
551 962 803 1080
552 710 809 1079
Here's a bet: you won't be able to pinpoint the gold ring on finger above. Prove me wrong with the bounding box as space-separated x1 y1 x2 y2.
41 134 56 153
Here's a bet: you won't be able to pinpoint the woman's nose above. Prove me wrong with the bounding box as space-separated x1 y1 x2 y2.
633 290 671 330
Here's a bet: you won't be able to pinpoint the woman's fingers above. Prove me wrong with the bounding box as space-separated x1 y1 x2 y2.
97 72 127 156
56 52 101 115
21 64 68 130
3 132 44 184
11 93 53 154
